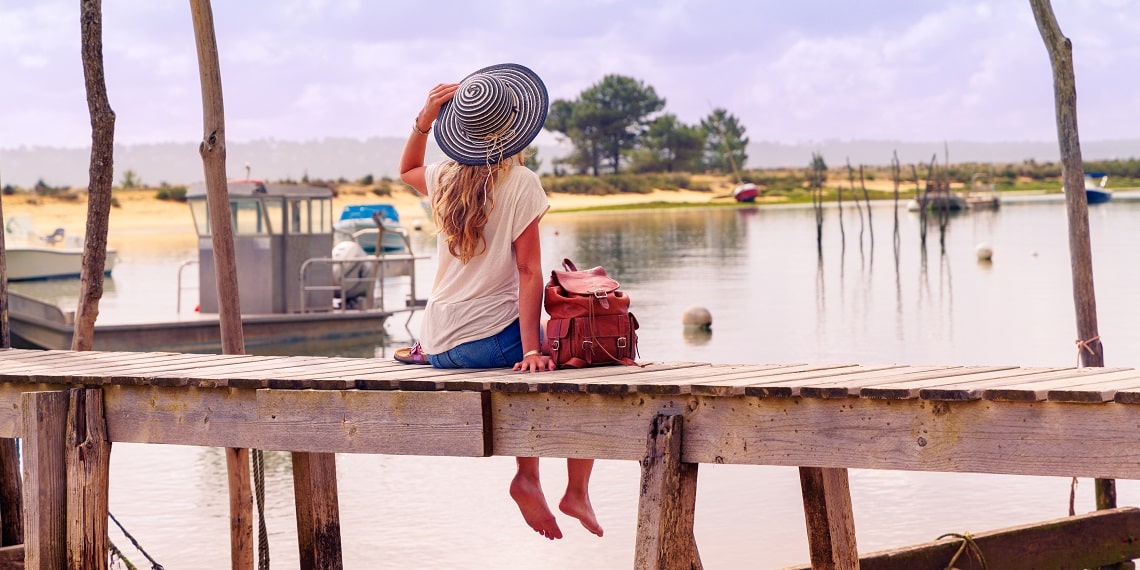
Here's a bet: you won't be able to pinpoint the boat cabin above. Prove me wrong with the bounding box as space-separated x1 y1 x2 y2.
187 180 335 314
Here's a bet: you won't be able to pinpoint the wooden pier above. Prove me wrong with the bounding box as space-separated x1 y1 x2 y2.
2 348 1140 568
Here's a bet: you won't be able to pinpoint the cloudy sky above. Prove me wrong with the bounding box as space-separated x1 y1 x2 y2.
2 0 1137 150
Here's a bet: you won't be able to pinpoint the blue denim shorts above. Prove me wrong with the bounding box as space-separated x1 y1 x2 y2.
427 319 523 369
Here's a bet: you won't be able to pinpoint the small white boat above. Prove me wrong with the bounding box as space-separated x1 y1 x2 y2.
333 204 410 254
3 216 116 281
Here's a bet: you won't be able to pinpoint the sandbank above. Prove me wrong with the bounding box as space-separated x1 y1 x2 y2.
1 185 736 249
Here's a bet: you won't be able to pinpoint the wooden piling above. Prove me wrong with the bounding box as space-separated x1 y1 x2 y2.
799 467 859 570
73 0 116 352
292 452 343 570
188 1 256 566
22 391 69 570
1030 0 1117 530
635 414 701 570
65 389 110 570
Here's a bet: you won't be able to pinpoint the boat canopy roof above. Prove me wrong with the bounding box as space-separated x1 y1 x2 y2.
339 203 399 223
187 180 333 199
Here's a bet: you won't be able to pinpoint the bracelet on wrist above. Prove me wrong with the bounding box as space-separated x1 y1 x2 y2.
412 118 430 135
523 349 541 358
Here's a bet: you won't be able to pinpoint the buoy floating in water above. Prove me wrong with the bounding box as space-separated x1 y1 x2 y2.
976 243 993 262
682 305 712 331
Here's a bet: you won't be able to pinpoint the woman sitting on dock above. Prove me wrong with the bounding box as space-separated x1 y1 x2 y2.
396 63 602 540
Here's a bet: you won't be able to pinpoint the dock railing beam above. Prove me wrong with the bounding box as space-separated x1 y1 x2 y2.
635 413 702 570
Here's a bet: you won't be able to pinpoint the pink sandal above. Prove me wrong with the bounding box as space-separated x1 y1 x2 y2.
394 342 430 365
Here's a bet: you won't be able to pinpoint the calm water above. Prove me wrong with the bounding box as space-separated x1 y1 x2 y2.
15 194 1140 568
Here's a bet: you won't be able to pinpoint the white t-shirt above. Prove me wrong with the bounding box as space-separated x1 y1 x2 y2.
418 161 550 354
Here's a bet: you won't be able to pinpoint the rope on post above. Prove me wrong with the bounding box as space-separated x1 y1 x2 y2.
109 511 164 569
1075 334 1100 366
937 532 987 570
253 449 270 569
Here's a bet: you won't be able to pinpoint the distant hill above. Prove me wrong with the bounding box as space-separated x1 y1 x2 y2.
4 137 1140 188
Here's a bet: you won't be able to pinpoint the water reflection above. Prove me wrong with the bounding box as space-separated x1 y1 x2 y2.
40 196 1140 567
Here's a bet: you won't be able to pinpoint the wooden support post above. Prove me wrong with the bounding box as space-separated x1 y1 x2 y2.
225 448 253 569
22 391 69 570
635 414 701 570
799 467 859 570
65 389 110 570
0 438 23 547
292 452 342 570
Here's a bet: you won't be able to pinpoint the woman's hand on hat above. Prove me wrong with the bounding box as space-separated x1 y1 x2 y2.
416 82 460 133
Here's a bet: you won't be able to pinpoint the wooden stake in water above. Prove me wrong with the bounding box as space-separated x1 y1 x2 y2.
1029 0 1116 525
73 0 116 353
187 2 254 568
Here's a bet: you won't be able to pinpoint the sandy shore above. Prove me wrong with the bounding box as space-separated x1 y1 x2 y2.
0 184 736 249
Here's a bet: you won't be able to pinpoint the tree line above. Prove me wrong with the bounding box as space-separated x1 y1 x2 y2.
543 74 748 177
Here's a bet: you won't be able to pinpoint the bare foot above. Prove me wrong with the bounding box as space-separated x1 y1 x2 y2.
510 472 563 540
559 492 603 537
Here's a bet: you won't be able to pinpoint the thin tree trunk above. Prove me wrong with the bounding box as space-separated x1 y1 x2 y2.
72 0 116 352
1029 0 1115 528
188 2 253 568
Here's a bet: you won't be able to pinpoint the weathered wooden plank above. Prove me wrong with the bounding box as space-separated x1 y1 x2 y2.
0 348 79 362
918 367 1083 401
1046 371 1140 403
1116 387 1140 405
634 414 701 570
22 390 68 570
134 355 338 389
858 366 1035 400
264 358 403 378
984 368 1136 402
799 467 858 570
488 363 706 394
783 507 1140 570
0 352 241 386
560 364 713 395
293 452 343 570
0 351 173 384
624 364 802 396
745 365 910 398
688 364 858 397
492 392 1140 478
100 386 488 456
796 366 963 399
65 388 110 569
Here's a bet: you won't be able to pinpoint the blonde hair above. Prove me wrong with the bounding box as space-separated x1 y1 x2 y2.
432 154 524 263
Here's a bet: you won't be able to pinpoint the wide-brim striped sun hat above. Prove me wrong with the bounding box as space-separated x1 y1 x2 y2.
434 63 549 166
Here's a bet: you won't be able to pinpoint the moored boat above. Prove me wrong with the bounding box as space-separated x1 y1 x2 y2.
3 216 117 281
732 183 759 203
7 180 424 353
334 204 410 254
1085 172 1112 204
